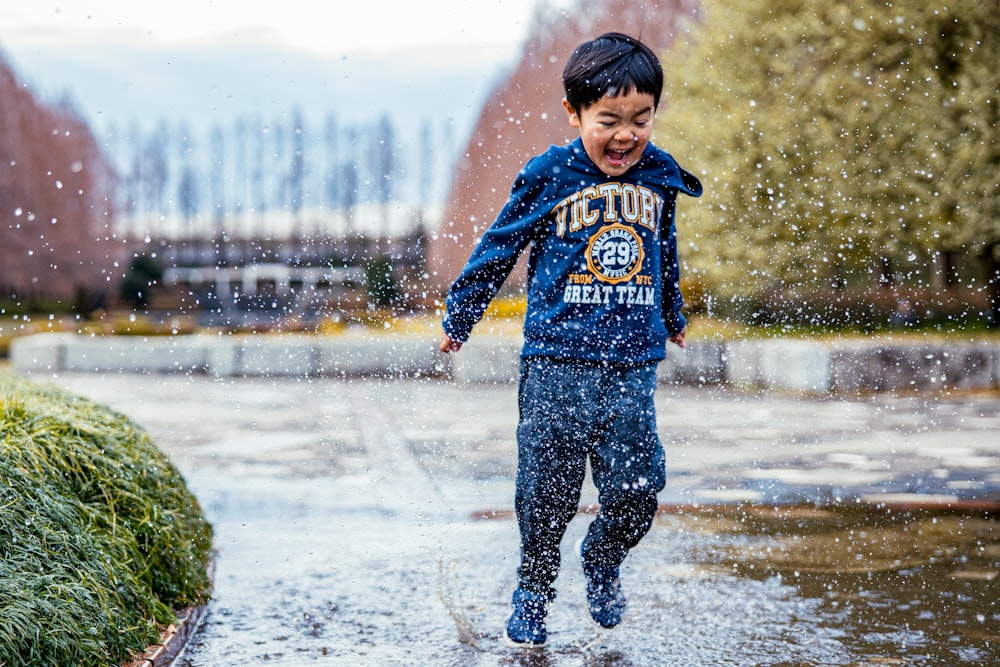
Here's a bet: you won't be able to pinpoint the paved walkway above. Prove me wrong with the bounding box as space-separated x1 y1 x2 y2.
44 373 1000 666
49 373 1000 510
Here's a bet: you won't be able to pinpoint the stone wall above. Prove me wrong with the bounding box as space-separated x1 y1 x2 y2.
706 338 1000 393
11 332 999 394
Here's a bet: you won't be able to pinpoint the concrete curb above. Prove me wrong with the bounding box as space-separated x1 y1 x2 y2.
124 605 205 667
124 557 214 667
10 332 1000 393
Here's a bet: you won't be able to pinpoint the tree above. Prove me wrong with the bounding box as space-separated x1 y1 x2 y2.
250 114 267 233
141 122 170 228
288 107 306 232
176 122 200 239
120 253 164 309
659 0 1000 322
323 113 339 213
365 256 397 307
270 118 287 213
418 119 434 210
209 124 228 265
341 127 360 236
0 56 118 309
232 115 249 221
373 114 395 238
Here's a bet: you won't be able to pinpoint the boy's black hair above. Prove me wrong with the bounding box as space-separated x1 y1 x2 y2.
562 32 664 113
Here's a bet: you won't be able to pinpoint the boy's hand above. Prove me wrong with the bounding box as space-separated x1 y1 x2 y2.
668 327 687 349
439 332 463 353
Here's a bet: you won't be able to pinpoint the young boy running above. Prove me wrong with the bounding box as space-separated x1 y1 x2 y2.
439 32 702 647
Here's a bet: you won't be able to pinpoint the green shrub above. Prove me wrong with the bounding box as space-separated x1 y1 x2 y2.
0 373 213 667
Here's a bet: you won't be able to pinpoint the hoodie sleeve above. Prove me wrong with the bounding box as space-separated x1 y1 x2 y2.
442 162 549 343
660 200 687 337
659 161 702 337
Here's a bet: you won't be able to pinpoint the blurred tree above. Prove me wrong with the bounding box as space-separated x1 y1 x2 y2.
373 114 395 238
342 127 360 236
141 122 170 231
324 113 339 213
365 256 397 307
120 253 164 309
0 57 118 309
122 121 142 221
660 0 1000 321
341 161 359 236
250 113 267 234
177 168 199 235
419 119 434 211
288 107 306 233
176 122 199 239
270 118 287 213
232 115 249 221
209 123 227 265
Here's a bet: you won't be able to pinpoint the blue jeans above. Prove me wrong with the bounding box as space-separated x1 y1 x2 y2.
514 357 666 598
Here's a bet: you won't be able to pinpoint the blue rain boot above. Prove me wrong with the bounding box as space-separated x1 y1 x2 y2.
503 586 550 647
577 537 626 629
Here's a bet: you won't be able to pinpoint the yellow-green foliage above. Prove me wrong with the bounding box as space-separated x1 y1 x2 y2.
0 373 213 667
483 294 527 320
660 0 1000 297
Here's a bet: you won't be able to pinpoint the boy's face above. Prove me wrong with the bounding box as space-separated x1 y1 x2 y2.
563 90 656 177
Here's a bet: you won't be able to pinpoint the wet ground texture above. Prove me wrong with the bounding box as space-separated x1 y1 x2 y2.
50 374 1000 666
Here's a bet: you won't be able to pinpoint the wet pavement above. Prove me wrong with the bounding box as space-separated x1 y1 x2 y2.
45 373 1000 666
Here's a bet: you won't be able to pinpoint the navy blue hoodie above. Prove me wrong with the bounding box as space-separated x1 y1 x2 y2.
443 137 702 364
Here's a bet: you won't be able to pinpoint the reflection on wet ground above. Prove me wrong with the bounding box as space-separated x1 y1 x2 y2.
651 507 999 666
45 374 998 666
170 497 997 666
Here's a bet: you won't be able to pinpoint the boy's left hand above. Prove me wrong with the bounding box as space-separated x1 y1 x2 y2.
668 327 687 349
439 332 463 353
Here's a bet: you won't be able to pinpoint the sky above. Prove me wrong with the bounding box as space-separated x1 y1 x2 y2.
0 0 542 55
0 0 563 210
0 0 555 153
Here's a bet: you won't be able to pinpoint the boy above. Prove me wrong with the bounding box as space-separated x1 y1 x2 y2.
439 32 702 647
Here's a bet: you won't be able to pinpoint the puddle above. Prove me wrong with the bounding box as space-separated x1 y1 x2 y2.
661 506 1000 666
172 482 998 666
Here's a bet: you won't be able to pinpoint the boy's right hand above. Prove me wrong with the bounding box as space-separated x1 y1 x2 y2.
439 332 463 353
668 327 687 349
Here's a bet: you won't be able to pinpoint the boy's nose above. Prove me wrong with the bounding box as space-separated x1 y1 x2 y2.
614 128 635 142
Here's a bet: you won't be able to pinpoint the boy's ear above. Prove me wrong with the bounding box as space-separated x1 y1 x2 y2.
562 98 581 128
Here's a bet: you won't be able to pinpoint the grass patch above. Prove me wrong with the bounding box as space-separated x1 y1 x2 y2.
0 373 213 667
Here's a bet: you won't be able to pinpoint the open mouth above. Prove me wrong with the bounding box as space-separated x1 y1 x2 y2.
606 148 631 164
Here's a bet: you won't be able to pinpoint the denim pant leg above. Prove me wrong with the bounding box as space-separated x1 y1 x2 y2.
582 363 666 570
514 358 593 598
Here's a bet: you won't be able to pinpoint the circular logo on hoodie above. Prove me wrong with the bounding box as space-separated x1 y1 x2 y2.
586 223 644 284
